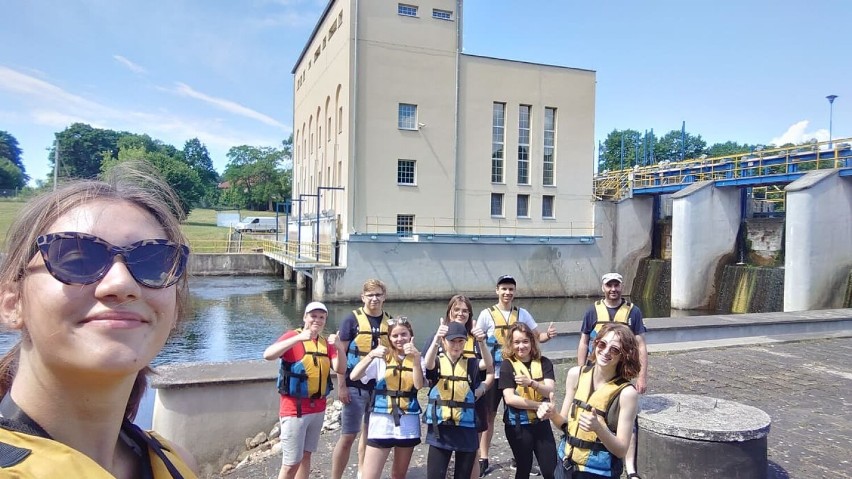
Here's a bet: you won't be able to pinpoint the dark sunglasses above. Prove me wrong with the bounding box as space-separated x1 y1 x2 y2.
595 339 622 357
35 232 189 289
387 316 410 327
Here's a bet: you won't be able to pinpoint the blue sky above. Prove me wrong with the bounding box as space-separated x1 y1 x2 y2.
2 0 849 185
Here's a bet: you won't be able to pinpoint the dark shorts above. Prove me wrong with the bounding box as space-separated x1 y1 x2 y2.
367 437 421 449
475 394 489 432
483 382 504 414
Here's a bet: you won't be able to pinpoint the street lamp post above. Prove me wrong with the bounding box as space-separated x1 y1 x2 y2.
826 95 838 150
316 186 345 261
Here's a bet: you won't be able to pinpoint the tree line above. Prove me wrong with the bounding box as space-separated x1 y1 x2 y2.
597 127 807 173
0 124 293 216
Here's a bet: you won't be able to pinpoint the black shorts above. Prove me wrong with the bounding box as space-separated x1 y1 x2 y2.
366 437 421 449
483 382 504 413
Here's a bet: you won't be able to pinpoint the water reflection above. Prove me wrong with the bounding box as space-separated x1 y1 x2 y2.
0 276 707 364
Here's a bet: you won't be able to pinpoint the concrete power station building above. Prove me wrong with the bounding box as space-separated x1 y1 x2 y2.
291 0 647 300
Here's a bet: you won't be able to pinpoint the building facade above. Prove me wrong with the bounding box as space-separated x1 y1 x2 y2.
292 0 595 245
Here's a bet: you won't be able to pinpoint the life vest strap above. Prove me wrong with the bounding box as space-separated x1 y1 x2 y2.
572 398 605 416
564 434 606 452
374 388 417 399
428 397 475 410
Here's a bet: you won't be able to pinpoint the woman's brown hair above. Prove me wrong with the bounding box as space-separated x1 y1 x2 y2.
0 161 189 420
444 294 473 333
592 322 641 380
501 322 541 362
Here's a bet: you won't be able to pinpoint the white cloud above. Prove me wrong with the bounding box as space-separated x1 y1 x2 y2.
0 65 106 114
171 82 287 129
113 55 147 74
769 120 828 146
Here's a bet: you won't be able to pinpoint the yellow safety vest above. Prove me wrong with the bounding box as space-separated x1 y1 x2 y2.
425 355 476 428
506 358 545 425
277 330 333 416
346 307 391 370
562 366 631 476
372 355 421 425
0 423 196 478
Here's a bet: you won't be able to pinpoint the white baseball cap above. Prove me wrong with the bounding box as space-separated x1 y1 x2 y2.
304 301 328 314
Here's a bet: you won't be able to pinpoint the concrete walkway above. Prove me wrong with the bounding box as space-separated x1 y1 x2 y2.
215 333 852 479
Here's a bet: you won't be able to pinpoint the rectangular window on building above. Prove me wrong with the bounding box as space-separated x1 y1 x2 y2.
338 107 343 133
518 104 531 185
398 4 418 17
517 194 530 218
491 193 504 217
398 103 417 130
397 214 414 237
398 160 416 185
543 107 556 186
492 102 505 183
432 9 453 20
542 195 555 218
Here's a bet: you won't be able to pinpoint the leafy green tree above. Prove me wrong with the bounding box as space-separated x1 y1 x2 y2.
222 145 288 210
654 130 707 163
183 138 220 206
0 131 28 187
599 129 643 172
101 144 204 217
52 123 123 179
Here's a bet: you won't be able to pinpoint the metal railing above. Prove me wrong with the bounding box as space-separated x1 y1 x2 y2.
595 138 852 201
188 235 336 266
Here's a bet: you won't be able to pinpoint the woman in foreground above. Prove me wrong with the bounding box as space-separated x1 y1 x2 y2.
538 322 640 479
0 162 197 478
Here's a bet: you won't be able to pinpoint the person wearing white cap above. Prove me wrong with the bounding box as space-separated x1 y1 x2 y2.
577 273 647 479
263 301 338 479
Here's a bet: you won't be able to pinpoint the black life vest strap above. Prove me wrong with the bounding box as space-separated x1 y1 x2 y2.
564 434 607 452
0 394 50 439
572 398 605 416
427 397 474 410
123 420 186 479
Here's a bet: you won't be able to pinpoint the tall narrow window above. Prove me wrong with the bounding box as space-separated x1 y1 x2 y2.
542 195 555 218
398 103 417 130
517 194 530 218
492 103 505 183
397 215 414 237
543 107 556 186
338 107 343 133
490 193 504 217
397 160 416 185
518 105 530 184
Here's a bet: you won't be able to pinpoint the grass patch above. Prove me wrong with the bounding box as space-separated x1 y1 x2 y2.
0 201 275 248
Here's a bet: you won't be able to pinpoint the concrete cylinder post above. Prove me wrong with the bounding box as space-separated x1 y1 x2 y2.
637 394 770 478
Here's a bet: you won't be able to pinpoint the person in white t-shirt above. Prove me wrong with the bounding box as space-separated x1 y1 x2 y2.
350 317 424 479
475 275 556 476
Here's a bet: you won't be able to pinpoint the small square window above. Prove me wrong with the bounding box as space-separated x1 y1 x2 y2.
398 103 417 130
491 193 504 217
398 160 416 185
542 195 555 218
517 195 529 218
397 214 414 237
432 9 453 21
398 4 418 17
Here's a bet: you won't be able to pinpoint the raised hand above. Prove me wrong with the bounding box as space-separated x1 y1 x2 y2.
297 328 314 341
403 337 420 357
514 372 532 387
578 409 603 433
369 345 387 359
436 317 449 339
471 326 486 342
327 333 337 346
546 322 557 340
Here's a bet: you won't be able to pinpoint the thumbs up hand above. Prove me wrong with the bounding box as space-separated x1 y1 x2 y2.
436 318 449 339
537 391 556 420
546 322 557 340
403 337 420 358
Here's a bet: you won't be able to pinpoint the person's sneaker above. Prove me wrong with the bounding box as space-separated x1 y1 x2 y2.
510 458 516 469
478 459 489 477
529 463 541 476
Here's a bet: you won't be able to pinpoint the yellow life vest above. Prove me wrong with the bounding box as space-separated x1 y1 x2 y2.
0 422 196 478
345 308 391 371
424 354 476 428
561 366 631 476
372 354 421 425
588 300 635 361
486 305 519 365
505 358 545 425
277 330 333 416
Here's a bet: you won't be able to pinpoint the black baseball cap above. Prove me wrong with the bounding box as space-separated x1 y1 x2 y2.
496 274 516 286
446 322 468 341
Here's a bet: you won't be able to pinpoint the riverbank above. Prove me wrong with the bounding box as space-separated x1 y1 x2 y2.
212 334 852 478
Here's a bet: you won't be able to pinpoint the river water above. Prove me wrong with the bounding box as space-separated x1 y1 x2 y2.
0 276 704 428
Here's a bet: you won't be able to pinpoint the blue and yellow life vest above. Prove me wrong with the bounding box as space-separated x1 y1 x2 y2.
505 358 545 425
0 419 196 478
588 300 635 357
424 355 476 429
345 307 391 371
277 330 333 417
560 366 632 477
437 333 478 359
485 305 519 367
372 354 421 426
